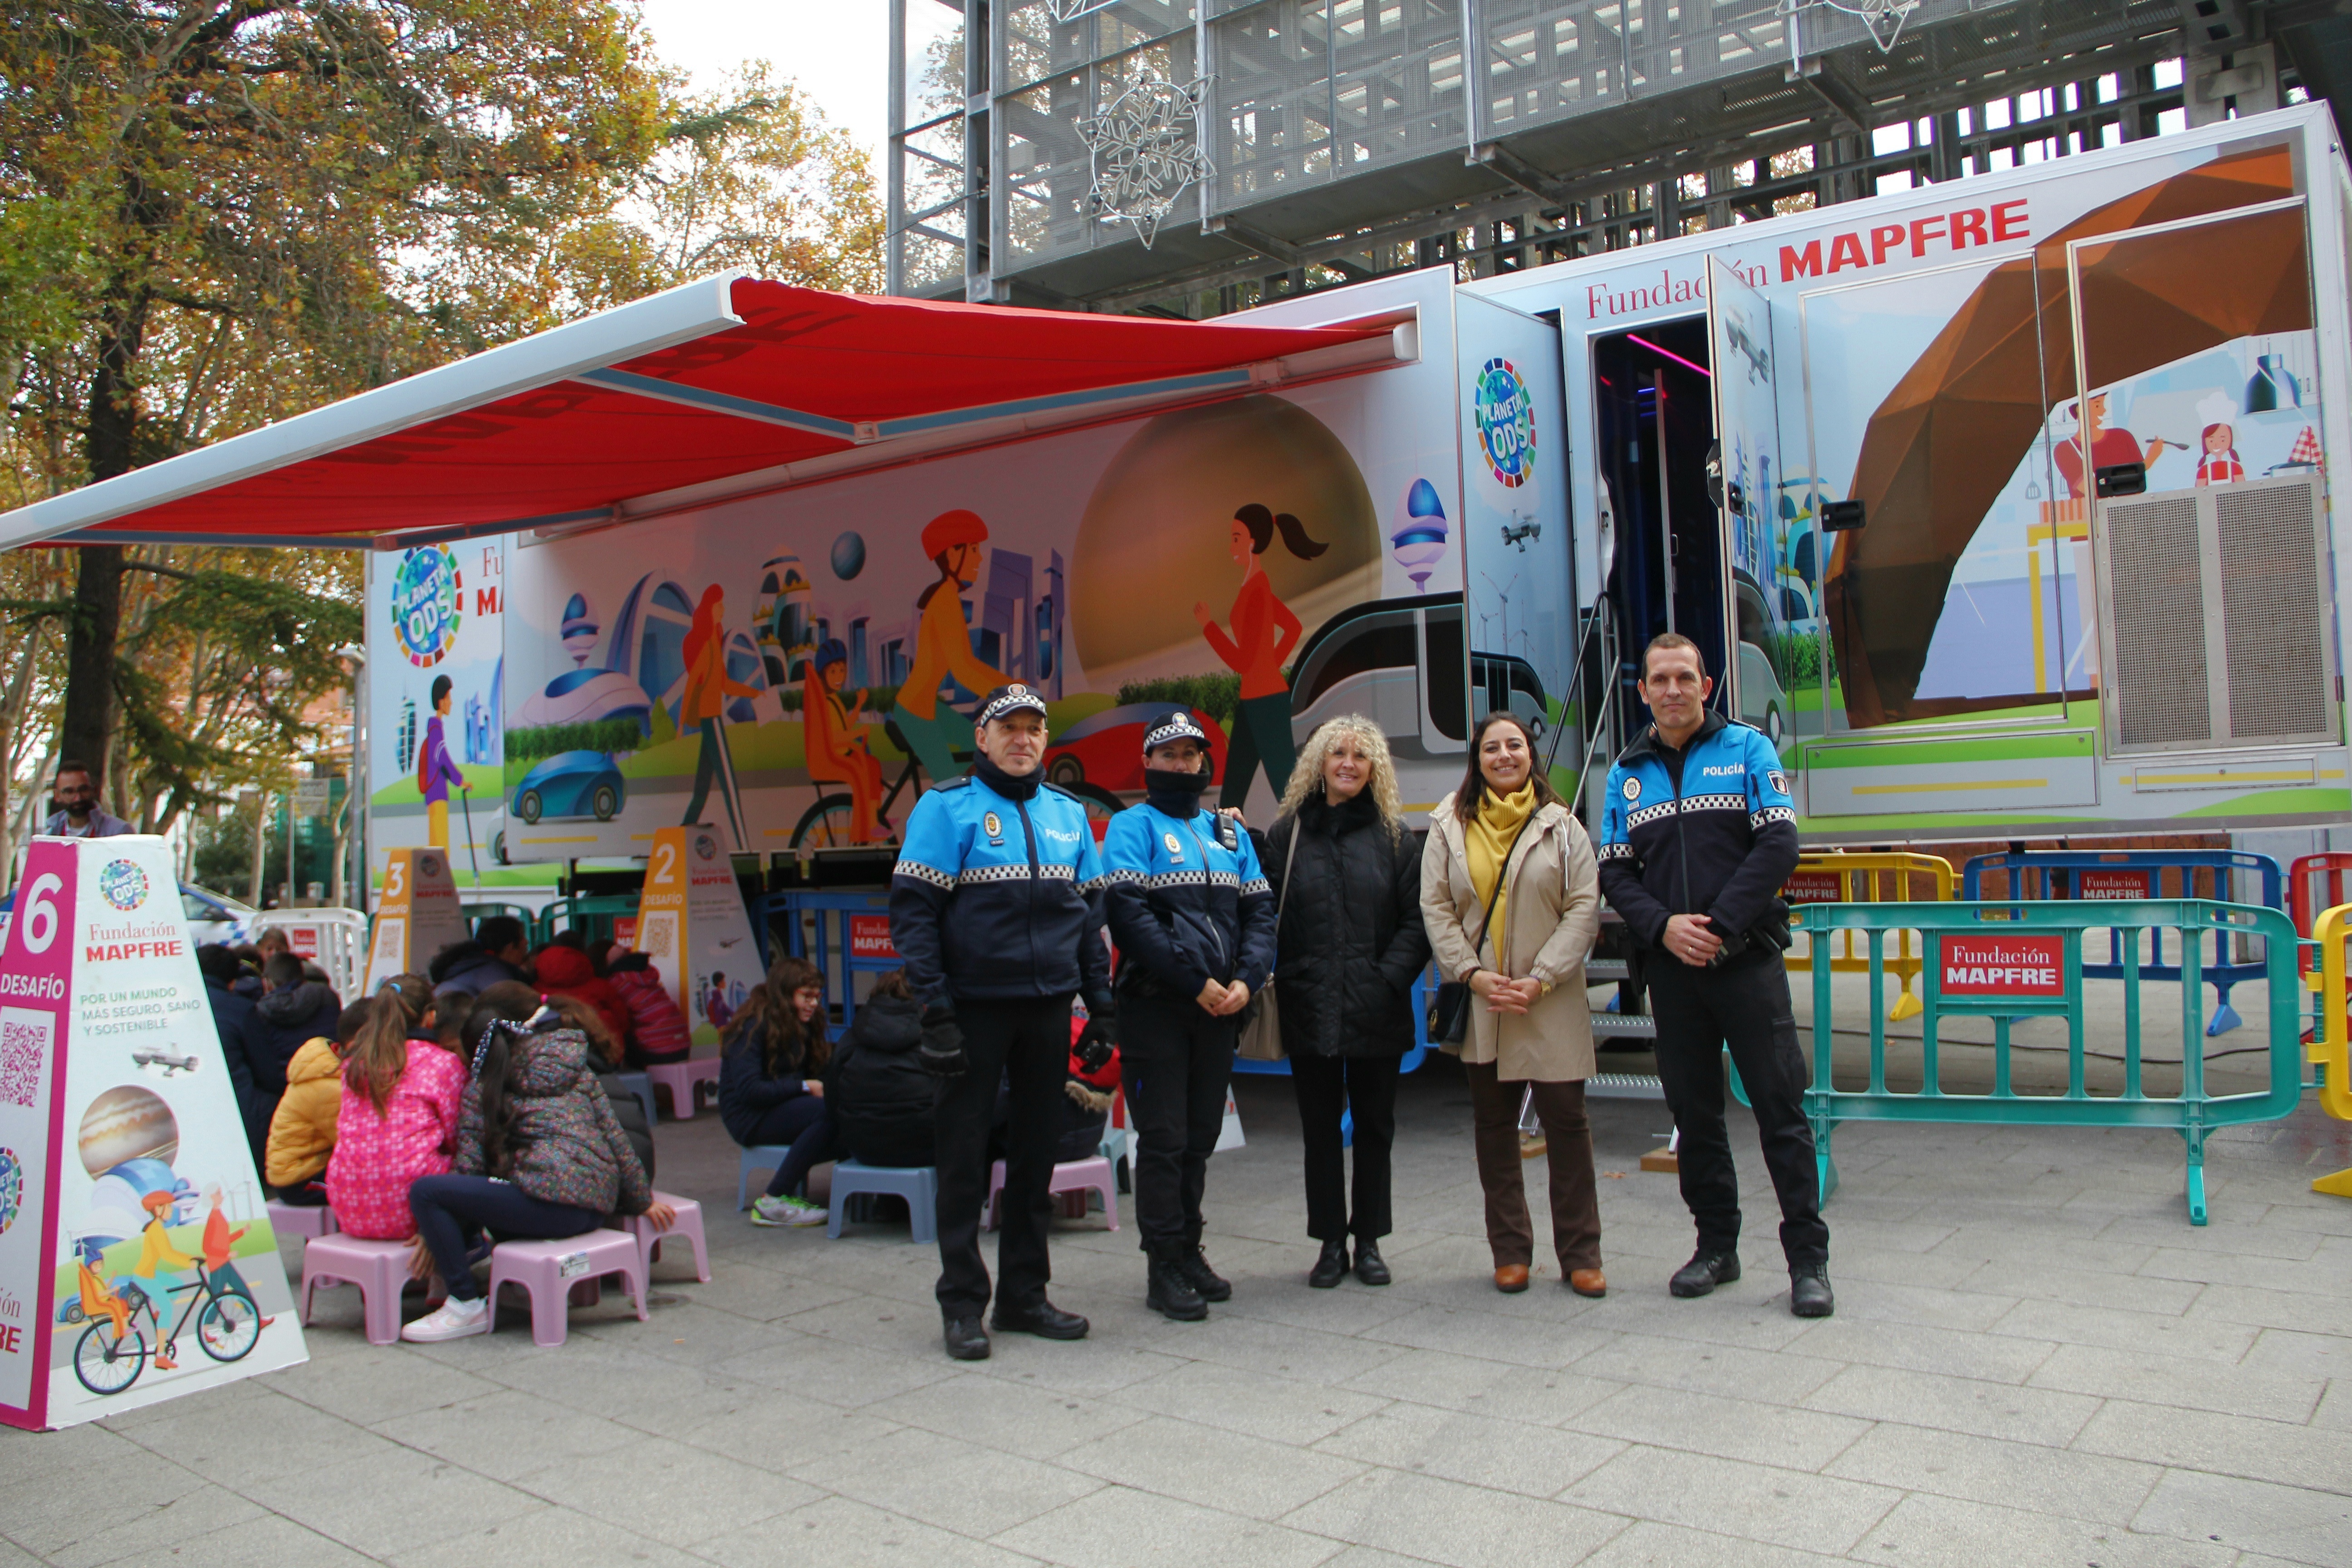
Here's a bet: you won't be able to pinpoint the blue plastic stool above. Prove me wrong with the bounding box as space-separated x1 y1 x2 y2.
826 1159 939 1242
736 1144 794 1210
613 1071 658 1130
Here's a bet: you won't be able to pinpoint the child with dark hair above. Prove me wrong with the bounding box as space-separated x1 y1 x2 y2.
719 956 833 1227
328 974 467 1240
267 999 372 1203
401 981 671 1342
606 947 692 1064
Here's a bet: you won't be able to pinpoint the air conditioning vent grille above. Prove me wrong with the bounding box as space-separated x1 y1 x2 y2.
2219 481 2330 741
2105 494 2210 746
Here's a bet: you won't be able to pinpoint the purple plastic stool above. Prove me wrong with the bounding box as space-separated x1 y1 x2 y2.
300 1234 422 1345
644 1058 720 1120
485 1229 647 1346
627 1192 711 1282
984 1155 1119 1232
268 1200 338 1243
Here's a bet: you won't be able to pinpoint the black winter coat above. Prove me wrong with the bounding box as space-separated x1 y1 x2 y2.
829 995 935 1166
1262 790 1431 1058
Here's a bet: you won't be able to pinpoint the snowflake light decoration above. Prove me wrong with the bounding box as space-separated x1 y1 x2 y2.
1076 71 1214 248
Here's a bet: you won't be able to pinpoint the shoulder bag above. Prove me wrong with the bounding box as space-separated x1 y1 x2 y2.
1235 815 1300 1062
1428 812 1535 1046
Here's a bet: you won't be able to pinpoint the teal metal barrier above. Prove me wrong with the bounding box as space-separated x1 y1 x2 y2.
540 893 640 951
1793 899 2305 1225
461 901 549 948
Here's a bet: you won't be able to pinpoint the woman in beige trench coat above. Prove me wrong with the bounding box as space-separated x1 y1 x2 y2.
1421 710 1606 1297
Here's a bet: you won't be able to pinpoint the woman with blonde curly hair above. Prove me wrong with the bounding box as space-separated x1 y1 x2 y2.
1260 715 1430 1288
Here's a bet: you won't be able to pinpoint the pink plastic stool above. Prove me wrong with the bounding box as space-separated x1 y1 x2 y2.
643 1058 720 1120
627 1192 710 1282
485 1229 647 1346
984 1155 1119 1232
268 1200 338 1242
300 1234 422 1345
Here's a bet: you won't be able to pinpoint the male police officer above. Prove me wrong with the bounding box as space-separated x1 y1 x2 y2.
1101 713 1278 1321
1597 633 1832 1318
890 684 1117 1360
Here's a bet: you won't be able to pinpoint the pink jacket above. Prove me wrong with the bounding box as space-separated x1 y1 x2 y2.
326 1040 468 1239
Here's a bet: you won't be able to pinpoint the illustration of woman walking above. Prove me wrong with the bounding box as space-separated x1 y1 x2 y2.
1196 503 1327 811
681 585 761 848
418 674 465 851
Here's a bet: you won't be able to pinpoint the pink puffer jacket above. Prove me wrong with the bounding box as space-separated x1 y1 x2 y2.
326 1041 468 1239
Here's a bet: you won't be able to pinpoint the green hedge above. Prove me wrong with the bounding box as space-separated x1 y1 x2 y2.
1115 674 1244 722
505 718 646 764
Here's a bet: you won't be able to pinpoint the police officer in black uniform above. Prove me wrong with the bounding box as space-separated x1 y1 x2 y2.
1596 633 1832 1318
890 685 1117 1360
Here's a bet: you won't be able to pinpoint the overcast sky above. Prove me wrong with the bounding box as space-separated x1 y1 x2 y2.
637 0 961 161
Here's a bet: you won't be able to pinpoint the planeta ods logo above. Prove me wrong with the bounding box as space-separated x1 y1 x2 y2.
1473 357 1536 490
98 858 149 911
391 545 464 668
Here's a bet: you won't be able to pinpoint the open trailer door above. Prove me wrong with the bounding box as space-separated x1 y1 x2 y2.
1705 255 1798 755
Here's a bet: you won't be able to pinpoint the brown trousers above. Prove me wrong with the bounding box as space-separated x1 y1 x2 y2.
1464 1061 1602 1272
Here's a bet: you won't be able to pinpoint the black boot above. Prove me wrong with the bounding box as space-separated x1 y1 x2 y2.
1307 1238 1349 1289
990 1300 1089 1339
1789 1264 1835 1318
942 1316 990 1361
1669 1249 1742 1298
1175 1245 1232 1303
1147 1248 1209 1321
1351 1240 1392 1286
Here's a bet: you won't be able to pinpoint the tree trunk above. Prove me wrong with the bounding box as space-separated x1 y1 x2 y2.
59 544 123 778
63 264 152 784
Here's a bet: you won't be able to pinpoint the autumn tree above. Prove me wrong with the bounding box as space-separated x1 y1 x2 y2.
0 0 669 776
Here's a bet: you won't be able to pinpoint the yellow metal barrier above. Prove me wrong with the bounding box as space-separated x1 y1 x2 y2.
1783 852 1957 1022
2309 902 2352 1198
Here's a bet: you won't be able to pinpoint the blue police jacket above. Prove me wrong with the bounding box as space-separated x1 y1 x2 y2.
888 771 1113 1008
1596 711 1799 949
1101 796 1279 1001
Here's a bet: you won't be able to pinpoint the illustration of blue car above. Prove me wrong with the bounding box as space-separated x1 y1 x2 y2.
512 751 625 824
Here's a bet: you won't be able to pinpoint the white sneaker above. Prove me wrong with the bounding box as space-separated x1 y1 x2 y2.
750 1193 828 1228
401 1295 491 1342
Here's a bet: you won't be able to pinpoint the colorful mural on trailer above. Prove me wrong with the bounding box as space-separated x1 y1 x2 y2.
1468 111 2346 833
367 539 510 885
496 370 1468 862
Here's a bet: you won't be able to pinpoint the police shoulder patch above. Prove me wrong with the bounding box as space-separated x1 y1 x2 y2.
1768 770 1788 795
1621 776 1641 802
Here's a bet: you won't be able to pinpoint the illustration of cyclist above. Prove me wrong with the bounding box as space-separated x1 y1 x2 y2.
131 1190 196 1368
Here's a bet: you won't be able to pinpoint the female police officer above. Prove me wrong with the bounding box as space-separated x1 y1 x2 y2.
1101 714 1278 1320
890 684 1117 1361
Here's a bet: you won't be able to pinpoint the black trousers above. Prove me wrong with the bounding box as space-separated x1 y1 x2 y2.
935 995 1072 1318
1646 950 1829 1268
1289 1054 1400 1242
1119 995 1235 1254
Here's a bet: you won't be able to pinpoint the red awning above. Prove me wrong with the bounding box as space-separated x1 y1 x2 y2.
2 275 1406 551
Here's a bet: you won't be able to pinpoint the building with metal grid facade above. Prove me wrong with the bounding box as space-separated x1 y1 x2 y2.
887 0 2352 317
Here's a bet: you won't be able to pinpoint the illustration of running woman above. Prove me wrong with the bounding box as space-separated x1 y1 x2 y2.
681 584 761 848
1194 502 1327 810
894 509 1013 785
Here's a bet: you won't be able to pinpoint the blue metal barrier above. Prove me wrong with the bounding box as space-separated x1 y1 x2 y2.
1795 898 2304 1224
759 888 897 1037
1959 851 2283 1036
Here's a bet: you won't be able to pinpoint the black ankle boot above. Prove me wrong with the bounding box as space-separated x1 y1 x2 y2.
1307 1238 1349 1289
1175 1246 1231 1302
1351 1240 1392 1286
1147 1249 1209 1320
1670 1249 1742 1298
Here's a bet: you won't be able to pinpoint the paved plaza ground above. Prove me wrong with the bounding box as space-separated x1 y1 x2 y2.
5 1046 2349 1568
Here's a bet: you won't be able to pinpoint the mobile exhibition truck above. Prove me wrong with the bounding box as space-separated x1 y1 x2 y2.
6 107 2345 893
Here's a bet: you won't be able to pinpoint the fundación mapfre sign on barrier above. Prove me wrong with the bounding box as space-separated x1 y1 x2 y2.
1937 933 2068 997
0 836 307 1431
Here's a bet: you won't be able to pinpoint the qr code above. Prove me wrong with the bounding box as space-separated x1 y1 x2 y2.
0 1011 50 1109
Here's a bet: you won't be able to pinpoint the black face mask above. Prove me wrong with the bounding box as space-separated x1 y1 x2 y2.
972 754 1042 801
1143 765 1212 814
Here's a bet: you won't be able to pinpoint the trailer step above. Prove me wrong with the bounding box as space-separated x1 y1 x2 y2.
1587 1073 1666 1100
